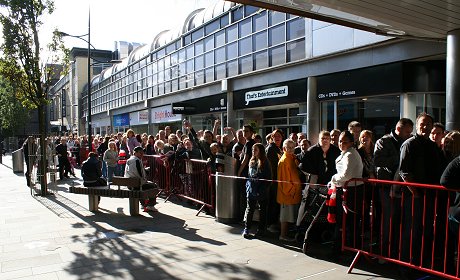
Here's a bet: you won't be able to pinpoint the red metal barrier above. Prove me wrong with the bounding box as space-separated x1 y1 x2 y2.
144 155 214 216
341 178 458 279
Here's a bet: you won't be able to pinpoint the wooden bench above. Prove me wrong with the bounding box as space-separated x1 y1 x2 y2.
69 176 158 216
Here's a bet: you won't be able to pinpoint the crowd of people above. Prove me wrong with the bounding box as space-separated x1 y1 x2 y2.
21 112 460 272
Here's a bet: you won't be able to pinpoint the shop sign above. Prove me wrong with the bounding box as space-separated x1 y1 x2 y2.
130 110 149 125
245 86 288 105
317 90 356 100
113 113 130 127
151 105 182 124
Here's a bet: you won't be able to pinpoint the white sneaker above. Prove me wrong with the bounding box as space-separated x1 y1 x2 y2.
144 206 158 212
267 224 280 233
279 236 296 242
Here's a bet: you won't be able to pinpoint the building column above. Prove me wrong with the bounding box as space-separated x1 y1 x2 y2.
447 29 460 131
225 80 237 130
306 77 319 144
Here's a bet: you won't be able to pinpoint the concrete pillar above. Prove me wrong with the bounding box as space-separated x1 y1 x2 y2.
306 77 320 144
446 29 460 131
226 79 237 129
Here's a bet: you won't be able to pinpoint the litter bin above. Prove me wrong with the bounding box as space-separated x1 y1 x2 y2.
215 153 239 224
12 148 24 173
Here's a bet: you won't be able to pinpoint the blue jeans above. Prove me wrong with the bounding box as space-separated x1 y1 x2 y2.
107 165 117 183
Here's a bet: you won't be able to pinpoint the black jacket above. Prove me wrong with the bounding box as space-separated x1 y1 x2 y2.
300 143 341 185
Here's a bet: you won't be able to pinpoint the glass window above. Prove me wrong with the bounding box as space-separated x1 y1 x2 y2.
245 5 259 16
192 28 204 42
254 50 268 70
195 40 204 55
287 18 305 40
220 14 229 27
215 30 226 47
227 42 237 60
269 46 285 66
232 7 244 22
166 43 176 54
157 69 164 83
269 24 285 46
227 24 238 43
215 46 226 64
239 36 252 56
179 76 187 89
164 55 170 68
170 52 178 66
287 38 305 62
227 59 238 77
171 78 178 91
158 83 164 95
178 62 186 77
171 65 179 78
195 70 204 85
253 11 267 31
164 68 171 81
239 18 252 37
216 63 226 80
195 55 204 70
205 51 214 67
204 36 214 52
186 45 194 59
205 19 220 35
157 48 165 58
165 81 171 93
253 31 267 51
239 54 253 74
178 49 186 63
186 59 194 74
205 67 214 83
269 10 285 26
184 34 191 45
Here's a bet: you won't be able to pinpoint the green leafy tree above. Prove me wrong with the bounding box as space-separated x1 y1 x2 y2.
0 0 66 194
0 75 30 135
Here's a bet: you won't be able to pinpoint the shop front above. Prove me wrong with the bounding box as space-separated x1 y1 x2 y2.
173 93 227 133
317 61 445 139
151 105 183 135
129 109 149 135
113 113 130 134
233 79 307 138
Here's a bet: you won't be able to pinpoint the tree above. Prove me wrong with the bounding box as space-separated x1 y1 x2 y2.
0 75 30 135
0 0 65 194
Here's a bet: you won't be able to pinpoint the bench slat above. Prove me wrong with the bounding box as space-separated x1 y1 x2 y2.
69 186 158 199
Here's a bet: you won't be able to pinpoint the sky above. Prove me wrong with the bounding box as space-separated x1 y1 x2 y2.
38 0 218 59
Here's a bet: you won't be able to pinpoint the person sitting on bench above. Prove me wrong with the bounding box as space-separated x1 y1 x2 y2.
81 152 107 187
125 146 157 212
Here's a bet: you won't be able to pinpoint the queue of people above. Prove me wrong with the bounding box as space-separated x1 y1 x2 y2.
21 113 460 266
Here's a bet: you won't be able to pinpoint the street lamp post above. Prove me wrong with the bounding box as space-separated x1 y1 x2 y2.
58 9 92 146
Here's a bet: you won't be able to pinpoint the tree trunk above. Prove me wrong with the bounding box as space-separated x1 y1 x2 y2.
38 103 48 195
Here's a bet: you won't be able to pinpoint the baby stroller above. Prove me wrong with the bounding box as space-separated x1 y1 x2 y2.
295 179 331 254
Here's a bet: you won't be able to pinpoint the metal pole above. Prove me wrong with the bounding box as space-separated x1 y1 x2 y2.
87 8 92 146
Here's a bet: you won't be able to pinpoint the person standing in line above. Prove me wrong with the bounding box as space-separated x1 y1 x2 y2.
374 118 413 258
348 121 362 147
56 137 73 179
237 125 256 178
300 130 341 186
398 112 444 267
330 129 341 147
277 139 302 242
242 143 272 239
126 129 140 155
97 136 110 178
430 122 445 148
103 141 118 184
232 129 246 160
266 129 284 232
328 131 363 249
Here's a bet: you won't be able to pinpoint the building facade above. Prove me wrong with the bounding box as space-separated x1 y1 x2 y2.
58 1 447 142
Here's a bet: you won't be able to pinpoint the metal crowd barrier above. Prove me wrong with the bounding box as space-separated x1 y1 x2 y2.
144 155 214 216
342 178 458 279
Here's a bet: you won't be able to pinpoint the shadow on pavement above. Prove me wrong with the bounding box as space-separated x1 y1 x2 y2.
33 192 275 279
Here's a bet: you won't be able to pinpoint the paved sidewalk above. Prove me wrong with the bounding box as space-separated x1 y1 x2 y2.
0 154 399 280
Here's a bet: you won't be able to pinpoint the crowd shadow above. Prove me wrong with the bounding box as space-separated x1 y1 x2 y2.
33 192 275 279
